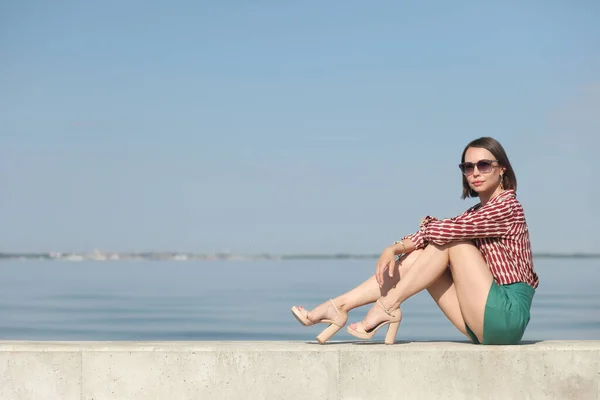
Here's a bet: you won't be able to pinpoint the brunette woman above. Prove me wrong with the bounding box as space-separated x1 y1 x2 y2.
291 137 539 345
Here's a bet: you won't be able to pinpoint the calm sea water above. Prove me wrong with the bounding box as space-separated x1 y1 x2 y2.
0 258 598 342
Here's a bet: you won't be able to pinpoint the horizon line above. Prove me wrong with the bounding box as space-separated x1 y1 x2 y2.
1 251 599 260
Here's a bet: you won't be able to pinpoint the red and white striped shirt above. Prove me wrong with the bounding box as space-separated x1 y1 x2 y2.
403 189 539 289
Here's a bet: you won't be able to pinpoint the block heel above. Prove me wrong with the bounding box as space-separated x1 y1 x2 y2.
384 321 400 345
316 323 343 344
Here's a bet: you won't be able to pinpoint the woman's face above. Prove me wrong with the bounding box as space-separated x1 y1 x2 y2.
462 147 505 195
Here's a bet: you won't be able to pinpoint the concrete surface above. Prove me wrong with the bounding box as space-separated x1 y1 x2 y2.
0 340 598 400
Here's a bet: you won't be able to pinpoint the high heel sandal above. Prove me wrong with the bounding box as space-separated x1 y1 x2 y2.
290 299 348 344
346 299 401 345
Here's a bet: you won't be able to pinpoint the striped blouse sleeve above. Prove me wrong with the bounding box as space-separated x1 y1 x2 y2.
420 198 515 246
402 216 440 249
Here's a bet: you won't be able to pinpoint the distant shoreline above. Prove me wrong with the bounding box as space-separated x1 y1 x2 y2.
1 251 599 261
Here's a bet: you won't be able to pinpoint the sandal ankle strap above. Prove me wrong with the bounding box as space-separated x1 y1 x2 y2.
377 299 397 317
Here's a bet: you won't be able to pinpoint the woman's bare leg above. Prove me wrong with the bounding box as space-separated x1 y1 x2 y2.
427 268 470 337
307 248 474 339
352 241 493 342
305 253 409 322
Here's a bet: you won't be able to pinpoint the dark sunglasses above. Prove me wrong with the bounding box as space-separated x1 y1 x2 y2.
458 159 499 176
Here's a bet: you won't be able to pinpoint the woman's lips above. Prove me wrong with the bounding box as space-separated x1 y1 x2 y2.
472 181 484 187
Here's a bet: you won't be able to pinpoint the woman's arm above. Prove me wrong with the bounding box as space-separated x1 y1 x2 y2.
395 198 515 252
421 199 515 245
388 238 417 255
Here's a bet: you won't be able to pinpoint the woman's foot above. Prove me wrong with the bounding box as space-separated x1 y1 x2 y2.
306 299 343 324
291 299 348 344
347 299 402 344
348 298 399 332
291 299 346 326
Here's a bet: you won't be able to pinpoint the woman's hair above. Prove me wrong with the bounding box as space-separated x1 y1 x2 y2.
460 137 517 199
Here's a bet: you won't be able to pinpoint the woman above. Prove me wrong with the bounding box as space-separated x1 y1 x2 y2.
291 137 539 345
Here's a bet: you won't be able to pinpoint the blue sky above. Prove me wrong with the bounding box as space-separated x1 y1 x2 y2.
1 1 599 254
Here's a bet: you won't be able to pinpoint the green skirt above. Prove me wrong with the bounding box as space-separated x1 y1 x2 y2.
466 281 535 345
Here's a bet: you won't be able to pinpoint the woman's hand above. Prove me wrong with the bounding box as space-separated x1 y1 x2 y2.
376 246 397 286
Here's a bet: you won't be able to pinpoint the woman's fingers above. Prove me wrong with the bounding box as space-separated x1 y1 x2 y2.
388 259 395 278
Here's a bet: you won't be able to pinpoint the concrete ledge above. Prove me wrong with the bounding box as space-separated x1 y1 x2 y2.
1 340 598 399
